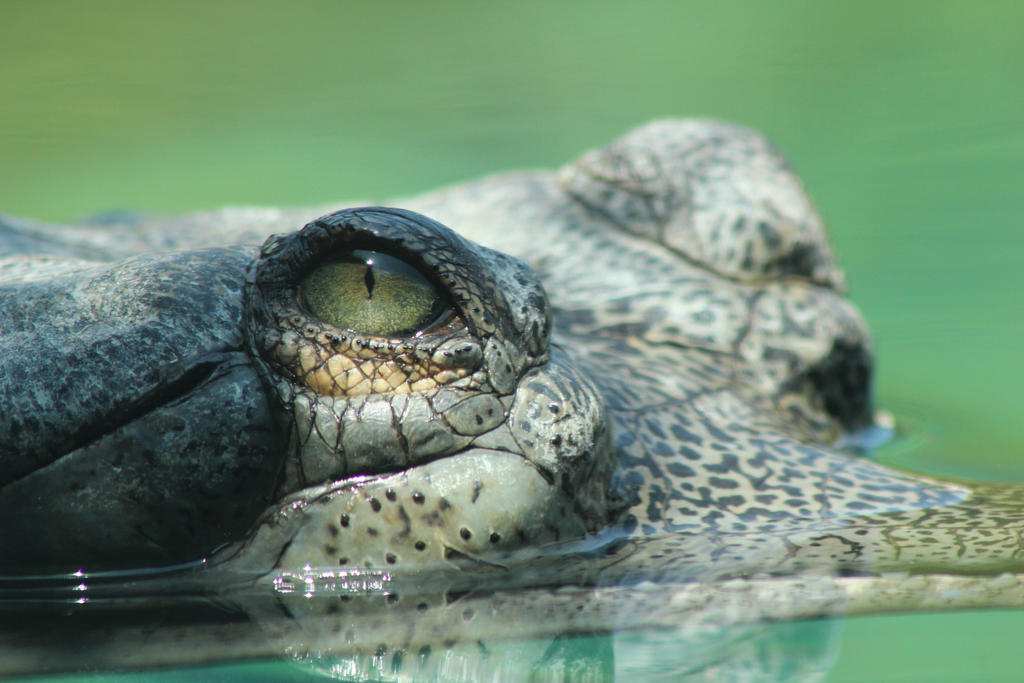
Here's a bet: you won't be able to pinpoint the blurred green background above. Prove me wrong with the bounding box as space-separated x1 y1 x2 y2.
3 1 1023 680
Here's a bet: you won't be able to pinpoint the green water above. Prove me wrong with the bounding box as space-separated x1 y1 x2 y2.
3 1 1023 680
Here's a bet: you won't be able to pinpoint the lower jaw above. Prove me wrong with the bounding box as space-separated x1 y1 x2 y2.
224 449 591 573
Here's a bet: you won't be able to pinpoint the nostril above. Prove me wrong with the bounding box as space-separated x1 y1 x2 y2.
794 339 875 431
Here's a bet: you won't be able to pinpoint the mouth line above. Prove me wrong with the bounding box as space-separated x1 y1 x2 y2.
281 439 558 507
278 449 502 507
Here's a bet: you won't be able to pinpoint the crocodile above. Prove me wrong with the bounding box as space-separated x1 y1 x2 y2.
2 120 1023 679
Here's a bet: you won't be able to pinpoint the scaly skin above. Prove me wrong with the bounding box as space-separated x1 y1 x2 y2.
1 119 1022 679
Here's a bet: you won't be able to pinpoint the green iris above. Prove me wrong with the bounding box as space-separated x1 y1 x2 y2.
300 250 450 337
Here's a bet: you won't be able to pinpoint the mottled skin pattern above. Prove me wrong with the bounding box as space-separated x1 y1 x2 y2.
2 120 1024 679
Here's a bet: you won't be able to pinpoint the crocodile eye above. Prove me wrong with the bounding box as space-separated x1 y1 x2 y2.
299 249 452 337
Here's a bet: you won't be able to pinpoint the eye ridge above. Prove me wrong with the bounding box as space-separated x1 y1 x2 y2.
246 206 548 400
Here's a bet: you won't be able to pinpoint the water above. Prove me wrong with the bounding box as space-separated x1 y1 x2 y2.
2 1 1023 679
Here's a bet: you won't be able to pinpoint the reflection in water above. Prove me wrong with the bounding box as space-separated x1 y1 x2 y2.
301 621 841 681
0 556 845 681
614 620 839 682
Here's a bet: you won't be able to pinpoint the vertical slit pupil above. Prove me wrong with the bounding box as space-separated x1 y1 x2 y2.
300 249 453 336
363 264 376 297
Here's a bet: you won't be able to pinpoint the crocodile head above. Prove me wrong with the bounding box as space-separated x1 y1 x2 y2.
0 119 981 585
0 206 612 573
